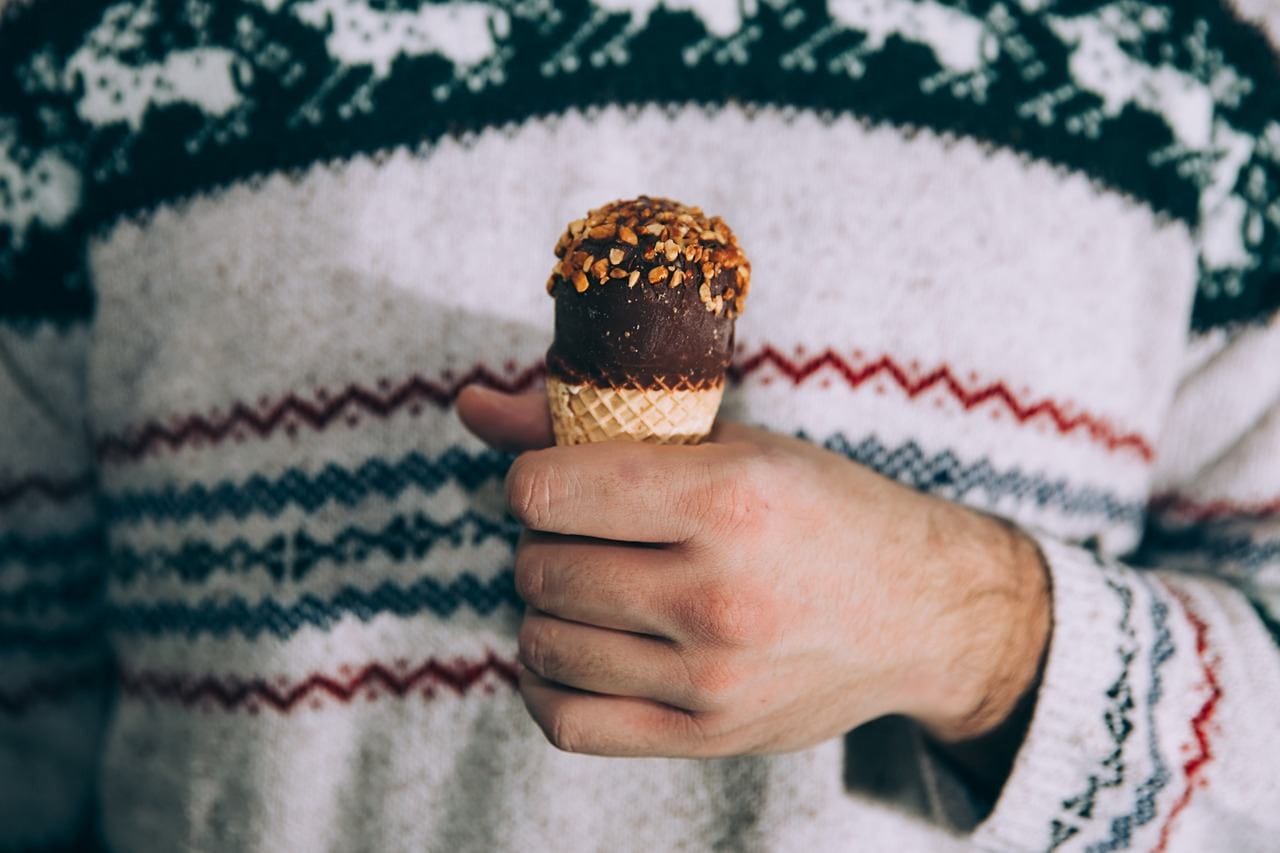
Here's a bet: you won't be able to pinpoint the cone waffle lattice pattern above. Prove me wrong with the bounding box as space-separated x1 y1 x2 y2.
547 377 724 445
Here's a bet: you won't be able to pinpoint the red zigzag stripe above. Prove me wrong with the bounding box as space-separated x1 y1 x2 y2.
95 363 545 463
118 652 520 714
1150 493 1280 523
1153 588 1223 853
93 348 1154 463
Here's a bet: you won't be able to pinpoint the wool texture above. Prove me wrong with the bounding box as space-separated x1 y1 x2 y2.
2 1 1279 851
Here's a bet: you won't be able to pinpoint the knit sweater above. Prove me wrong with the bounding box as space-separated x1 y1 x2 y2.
2 0 1279 850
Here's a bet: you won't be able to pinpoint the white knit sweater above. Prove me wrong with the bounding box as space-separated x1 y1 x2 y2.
2 0 1279 850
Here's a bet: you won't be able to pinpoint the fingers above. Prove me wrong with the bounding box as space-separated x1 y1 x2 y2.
518 610 716 712
505 439 750 542
518 666 720 758
515 531 687 639
456 385 554 452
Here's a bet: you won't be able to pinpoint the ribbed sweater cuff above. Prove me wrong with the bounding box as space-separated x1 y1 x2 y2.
969 533 1135 851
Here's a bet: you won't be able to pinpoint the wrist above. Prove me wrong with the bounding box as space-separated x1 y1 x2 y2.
910 508 1051 743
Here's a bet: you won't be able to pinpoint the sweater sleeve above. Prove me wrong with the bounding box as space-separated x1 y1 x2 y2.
0 325 110 850
1 4 109 843
963 316 1280 852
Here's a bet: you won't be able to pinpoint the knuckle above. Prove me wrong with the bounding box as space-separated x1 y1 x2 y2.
697 449 780 537
547 710 583 754
517 617 556 679
506 453 560 530
679 581 760 648
669 710 725 756
738 446 790 503
684 653 745 708
674 475 717 536
513 545 548 609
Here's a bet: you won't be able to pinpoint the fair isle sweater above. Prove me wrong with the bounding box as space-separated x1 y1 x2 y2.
2 0 1279 850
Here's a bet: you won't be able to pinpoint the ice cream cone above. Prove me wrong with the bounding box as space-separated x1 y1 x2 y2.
546 376 725 445
543 197 750 446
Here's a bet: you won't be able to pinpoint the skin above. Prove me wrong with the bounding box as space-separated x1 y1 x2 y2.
456 384 1051 795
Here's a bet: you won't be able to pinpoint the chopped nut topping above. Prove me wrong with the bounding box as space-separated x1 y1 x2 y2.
546 196 750 317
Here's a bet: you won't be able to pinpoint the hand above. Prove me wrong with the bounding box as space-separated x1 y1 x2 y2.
457 385 1050 758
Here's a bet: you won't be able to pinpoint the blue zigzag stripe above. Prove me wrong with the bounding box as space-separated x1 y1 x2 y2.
1251 598 1280 648
0 567 103 615
1082 575 1176 852
102 449 514 524
1198 535 1280 572
1139 524 1280 573
107 571 519 640
109 511 520 586
101 437 1143 526
0 527 103 570
814 434 1144 523
0 616 104 655
1048 560 1138 850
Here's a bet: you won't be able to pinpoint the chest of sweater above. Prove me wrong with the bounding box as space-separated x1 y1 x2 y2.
82 116 1193 844
88 105 1193 570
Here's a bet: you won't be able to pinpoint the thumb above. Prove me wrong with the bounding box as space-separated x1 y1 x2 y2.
456 385 555 452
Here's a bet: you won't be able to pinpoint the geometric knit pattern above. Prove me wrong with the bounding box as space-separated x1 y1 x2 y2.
3 2 1280 852
94 436 1147 527
106 511 521 585
114 651 522 714
0 0 1277 329
106 572 522 641
79 346 1160 462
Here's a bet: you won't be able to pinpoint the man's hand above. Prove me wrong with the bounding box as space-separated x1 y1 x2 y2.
457 385 1050 759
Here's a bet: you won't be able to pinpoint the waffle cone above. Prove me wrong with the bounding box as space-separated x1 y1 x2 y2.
547 376 725 445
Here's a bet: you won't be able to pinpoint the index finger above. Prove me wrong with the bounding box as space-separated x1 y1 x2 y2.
505 439 737 542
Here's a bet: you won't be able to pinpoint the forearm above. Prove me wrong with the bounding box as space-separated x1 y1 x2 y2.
912 532 1280 851
907 508 1051 808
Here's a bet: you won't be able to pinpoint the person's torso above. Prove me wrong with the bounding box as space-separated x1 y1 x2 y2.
4 0 1277 849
